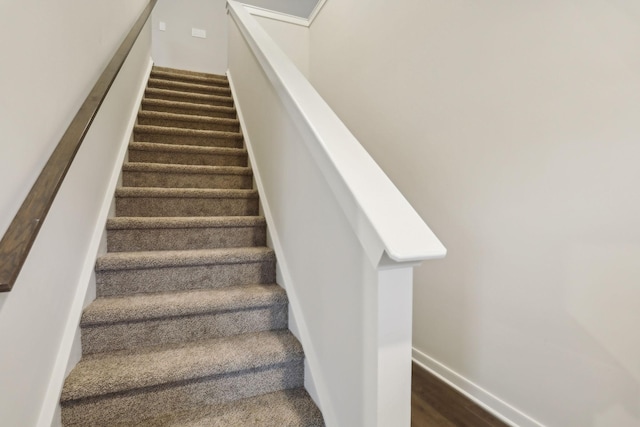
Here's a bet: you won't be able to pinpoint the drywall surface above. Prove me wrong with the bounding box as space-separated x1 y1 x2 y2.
309 1 640 426
0 1 150 425
254 15 310 77
241 0 318 19
152 0 228 74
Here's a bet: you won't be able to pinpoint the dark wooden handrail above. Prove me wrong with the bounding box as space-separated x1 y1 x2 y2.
0 0 157 292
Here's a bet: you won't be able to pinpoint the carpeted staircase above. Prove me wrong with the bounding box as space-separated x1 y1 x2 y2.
60 66 324 426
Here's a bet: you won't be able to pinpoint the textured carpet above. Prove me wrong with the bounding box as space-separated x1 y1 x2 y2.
60 66 323 426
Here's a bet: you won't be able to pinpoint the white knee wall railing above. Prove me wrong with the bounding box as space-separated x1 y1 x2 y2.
226 2 446 425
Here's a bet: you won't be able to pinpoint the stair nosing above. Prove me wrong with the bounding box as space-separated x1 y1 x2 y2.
141 97 236 113
137 110 239 125
81 284 287 326
115 187 258 199
134 124 243 139
148 78 232 94
145 87 233 103
122 162 252 175
96 247 274 271
60 330 302 402
106 216 265 230
115 388 322 427
129 141 246 155
152 66 228 81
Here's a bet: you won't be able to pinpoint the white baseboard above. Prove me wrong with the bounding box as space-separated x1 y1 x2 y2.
37 58 154 427
412 347 545 427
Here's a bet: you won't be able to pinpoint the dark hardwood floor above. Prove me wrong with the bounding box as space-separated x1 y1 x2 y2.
411 363 510 427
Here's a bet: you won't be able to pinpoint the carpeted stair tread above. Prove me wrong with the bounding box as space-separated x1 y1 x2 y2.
96 247 274 271
145 87 234 106
82 284 286 325
122 388 323 427
80 290 287 354
62 66 323 426
137 110 239 131
128 142 248 167
152 66 228 81
129 141 246 156
148 78 232 96
115 187 258 199
150 69 229 87
60 330 303 402
107 216 265 230
122 162 252 176
115 189 259 217
106 216 267 252
122 164 253 189
141 98 236 118
62 363 305 426
134 125 243 149
134 124 242 140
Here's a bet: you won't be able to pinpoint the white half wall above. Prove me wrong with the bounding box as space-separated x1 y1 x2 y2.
308 1 640 426
152 0 228 74
0 1 151 425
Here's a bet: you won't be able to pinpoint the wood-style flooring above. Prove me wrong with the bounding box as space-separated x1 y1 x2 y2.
412 363 510 427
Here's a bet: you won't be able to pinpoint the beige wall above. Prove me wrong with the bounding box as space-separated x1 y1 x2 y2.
309 1 640 426
152 0 228 74
0 1 149 425
0 0 147 241
254 15 310 77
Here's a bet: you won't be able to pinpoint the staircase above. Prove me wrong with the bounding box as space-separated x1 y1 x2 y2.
60 66 324 426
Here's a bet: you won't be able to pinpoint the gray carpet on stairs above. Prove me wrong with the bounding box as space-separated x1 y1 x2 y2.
60 66 323 426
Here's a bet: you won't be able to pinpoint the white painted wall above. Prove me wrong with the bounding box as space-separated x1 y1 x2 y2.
0 1 151 425
253 15 309 76
308 1 640 426
227 3 444 424
152 0 228 74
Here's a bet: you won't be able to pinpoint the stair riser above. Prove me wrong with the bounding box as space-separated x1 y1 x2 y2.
107 225 266 252
115 196 259 217
61 360 303 427
134 131 243 149
137 116 239 132
133 131 243 148
122 171 252 189
150 72 229 89
148 81 231 97
141 102 236 119
145 90 234 107
150 71 229 87
82 305 287 354
96 260 275 296
128 149 248 167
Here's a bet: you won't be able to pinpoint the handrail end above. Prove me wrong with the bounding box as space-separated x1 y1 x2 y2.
0 281 14 293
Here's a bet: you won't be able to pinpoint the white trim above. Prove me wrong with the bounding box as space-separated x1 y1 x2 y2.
234 0 327 27
227 70 339 427
227 1 446 266
412 348 546 427
242 4 310 27
307 0 327 24
36 58 153 427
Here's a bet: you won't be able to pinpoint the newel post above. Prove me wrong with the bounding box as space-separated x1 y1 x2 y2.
363 253 419 427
